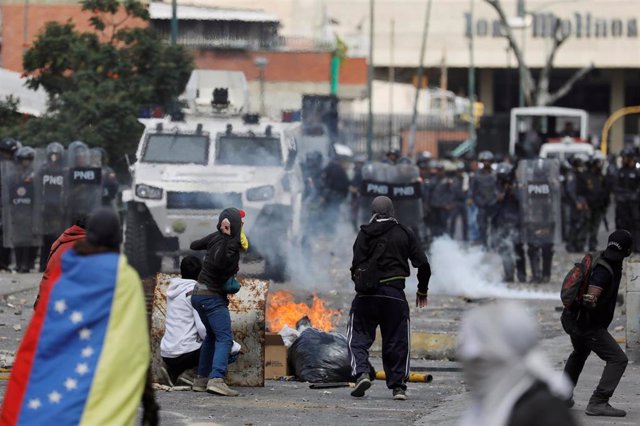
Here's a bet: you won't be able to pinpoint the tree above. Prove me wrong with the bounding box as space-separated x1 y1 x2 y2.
14 0 193 162
485 0 594 106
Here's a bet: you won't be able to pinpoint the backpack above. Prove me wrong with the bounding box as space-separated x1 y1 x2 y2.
352 239 387 294
560 253 613 310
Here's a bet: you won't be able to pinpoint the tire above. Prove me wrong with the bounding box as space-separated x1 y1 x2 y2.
124 203 161 278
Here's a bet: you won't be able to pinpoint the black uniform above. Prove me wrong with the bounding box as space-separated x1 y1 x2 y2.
322 160 350 234
566 168 590 252
562 254 628 406
584 168 609 251
430 174 460 238
470 169 497 247
613 166 640 251
348 217 430 390
493 180 525 282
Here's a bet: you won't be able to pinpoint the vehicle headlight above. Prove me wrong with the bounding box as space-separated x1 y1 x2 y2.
246 185 275 202
135 184 163 200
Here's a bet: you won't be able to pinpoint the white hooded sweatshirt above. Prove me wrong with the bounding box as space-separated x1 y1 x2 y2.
161 278 207 358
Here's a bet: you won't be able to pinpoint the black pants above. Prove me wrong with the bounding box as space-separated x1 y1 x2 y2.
162 349 201 384
347 287 410 390
563 327 628 404
14 246 36 272
527 243 553 280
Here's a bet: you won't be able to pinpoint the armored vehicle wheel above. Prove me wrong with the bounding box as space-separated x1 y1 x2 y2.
125 203 162 278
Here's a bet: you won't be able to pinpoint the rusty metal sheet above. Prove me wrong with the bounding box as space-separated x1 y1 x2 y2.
151 274 269 387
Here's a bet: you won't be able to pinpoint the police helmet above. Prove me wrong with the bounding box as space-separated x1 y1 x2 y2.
478 151 494 162
0 138 21 156
571 153 590 165
90 148 104 167
16 146 36 161
495 162 513 181
417 151 432 162
305 150 323 166
397 156 413 165
46 142 64 156
590 151 606 164
620 145 636 158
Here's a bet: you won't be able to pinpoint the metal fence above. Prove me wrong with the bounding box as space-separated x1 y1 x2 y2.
338 113 469 159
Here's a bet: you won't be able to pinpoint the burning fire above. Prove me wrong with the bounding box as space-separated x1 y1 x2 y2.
266 290 340 332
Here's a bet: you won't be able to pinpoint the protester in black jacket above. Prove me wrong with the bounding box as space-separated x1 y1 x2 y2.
348 196 430 401
189 208 242 397
562 230 632 417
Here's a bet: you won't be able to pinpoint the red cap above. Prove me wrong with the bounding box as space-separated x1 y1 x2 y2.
239 209 246 218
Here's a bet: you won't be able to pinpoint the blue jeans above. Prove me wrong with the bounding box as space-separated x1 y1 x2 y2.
191 294 233 379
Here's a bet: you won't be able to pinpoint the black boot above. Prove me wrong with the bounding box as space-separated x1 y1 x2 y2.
586 401 626 417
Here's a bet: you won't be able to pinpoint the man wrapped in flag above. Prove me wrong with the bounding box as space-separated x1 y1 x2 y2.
1 208 150 425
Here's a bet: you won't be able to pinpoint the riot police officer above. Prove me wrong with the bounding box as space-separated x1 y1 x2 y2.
38 142 66 272
417 153 435 246
585 152 610 251
350 155 367 231
613 146 640 251
518 159 560 283
90 148 118 207
493 163 524 282
0 138 21 270
469 151 497 248
9 147 39 272
566 153 591 252
66 141 102 226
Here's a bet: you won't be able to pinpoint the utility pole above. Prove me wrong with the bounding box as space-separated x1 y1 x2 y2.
388 19 395 149
171 0 178 45
366 0 375 161
407 0 433 157
468 0 476 147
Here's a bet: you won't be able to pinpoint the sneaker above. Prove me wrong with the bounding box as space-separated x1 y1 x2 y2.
157 363 174 387
192 376 208 392
207 378 240 397
176 368 196 386
393 388 407 401
350 373 371 398
586 402 626 417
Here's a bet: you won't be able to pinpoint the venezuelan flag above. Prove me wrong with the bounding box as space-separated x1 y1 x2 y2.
1 250 150 425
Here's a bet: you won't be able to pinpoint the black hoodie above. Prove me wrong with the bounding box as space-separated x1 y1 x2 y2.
190 208 242 294
351 218 431 293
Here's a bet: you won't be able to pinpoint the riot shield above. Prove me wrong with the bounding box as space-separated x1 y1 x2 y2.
66 141 103 224
37 146 67 237
1 157 43 248
358 162 423 230
516 159 561 246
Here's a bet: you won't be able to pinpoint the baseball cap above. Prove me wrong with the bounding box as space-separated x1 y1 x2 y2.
603 230 633 261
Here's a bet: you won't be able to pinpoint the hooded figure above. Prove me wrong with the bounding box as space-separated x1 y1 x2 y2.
348 196 430 400
188 207 243 397
190 208 242 295
459 302 575 426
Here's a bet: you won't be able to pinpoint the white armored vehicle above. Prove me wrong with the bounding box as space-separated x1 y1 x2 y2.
123 71 302 280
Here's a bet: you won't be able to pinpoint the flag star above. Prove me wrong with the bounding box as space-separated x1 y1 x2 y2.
48 391 62 404
28 398 41 410
70 311 83 324
76 363 89 375
81 346 94 358
53 300 67 314
64 378 78 391
79 328 91 340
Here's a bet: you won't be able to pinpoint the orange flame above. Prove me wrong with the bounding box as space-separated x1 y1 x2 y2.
266 290 340 332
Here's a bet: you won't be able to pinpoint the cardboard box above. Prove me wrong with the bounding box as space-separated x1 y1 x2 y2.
265 332 288 378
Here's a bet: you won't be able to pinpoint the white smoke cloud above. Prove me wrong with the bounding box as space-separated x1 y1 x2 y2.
428 237 558 300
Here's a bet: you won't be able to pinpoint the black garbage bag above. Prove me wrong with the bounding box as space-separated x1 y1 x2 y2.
287 327 353 383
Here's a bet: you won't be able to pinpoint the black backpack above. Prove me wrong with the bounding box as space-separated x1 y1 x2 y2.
352 239 387 294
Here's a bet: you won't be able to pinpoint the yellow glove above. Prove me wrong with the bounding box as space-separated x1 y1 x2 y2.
240 227 249 252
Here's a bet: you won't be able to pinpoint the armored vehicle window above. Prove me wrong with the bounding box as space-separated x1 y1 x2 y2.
215 136 282 166
142 134 209 164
